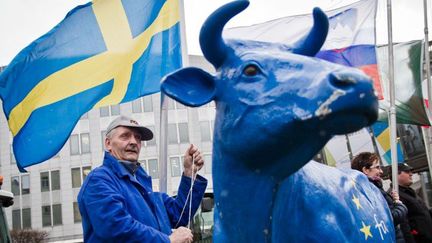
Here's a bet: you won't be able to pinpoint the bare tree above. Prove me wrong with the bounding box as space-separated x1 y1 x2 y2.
10 229 48 243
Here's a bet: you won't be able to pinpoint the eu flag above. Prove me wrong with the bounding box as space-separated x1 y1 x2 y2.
0 0 182 170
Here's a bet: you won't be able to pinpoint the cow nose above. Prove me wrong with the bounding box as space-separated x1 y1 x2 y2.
328 70 369 90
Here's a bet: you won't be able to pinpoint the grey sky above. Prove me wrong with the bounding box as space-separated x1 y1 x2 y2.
0 0 428 66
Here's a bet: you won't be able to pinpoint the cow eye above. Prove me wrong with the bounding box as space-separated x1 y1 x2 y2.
243 64 260 76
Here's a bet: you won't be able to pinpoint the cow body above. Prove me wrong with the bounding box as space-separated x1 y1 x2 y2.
162 1 395 242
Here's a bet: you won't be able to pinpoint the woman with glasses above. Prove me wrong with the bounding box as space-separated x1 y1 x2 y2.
351 152 412 243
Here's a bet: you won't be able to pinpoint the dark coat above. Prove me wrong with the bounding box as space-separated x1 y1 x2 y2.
399 185 432 243
371 179 408 243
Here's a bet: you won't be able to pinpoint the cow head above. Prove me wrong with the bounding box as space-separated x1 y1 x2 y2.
162 1 378 177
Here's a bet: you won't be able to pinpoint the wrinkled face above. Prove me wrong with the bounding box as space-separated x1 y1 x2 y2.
105 126 142 162
213 42 378 166
362 160 383 180
398 171 413 187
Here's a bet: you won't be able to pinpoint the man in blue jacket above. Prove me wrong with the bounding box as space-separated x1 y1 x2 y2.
78 116 208 242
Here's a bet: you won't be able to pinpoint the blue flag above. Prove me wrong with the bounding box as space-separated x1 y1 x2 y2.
0 0 182 170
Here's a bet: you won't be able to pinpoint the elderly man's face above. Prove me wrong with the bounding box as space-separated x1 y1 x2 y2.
105 126 142 162
398 170 413 187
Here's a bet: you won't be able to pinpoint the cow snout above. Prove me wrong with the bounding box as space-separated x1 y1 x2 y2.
328 70 372 91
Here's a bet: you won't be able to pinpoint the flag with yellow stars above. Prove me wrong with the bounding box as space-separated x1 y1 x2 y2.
0 0 182 171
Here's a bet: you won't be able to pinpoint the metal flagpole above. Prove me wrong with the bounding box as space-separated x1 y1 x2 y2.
386 0 399 192
158 0 190 193
423 0 432 183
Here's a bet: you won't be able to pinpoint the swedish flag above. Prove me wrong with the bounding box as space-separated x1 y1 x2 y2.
0 0 182 170
371 121 404 165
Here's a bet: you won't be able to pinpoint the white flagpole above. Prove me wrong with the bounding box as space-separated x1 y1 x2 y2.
158 0 189 193
423 0 432 183
386 0 398 192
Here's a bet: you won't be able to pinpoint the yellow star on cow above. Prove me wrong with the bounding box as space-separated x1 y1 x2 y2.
352 194 362 210
360 221 373 240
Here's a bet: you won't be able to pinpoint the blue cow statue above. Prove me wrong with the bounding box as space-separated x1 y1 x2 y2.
162 1 395 242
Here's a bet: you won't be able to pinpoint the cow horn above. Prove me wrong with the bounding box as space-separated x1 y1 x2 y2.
292 8 329 57
200 0 249 69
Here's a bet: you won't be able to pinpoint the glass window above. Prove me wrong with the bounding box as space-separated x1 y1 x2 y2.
200 121 211 142
100 106 109 117
22 208 31 229
146 126 156 146
11 176 20 196
83 166 91 182
12 209 21 230
167 98 175 110
178 123 189 143
53 204 62 225
111 105 120 116
132 99 142 113
51 170 60 191
101 130 107 148
143 96 153 112
168 124 178 144
42 206 51 227
170 157 181 177
71 168 81 188
204 154 212 174
40 172 49 192
70 134 79 155
148 159 159 179
10 145 16 164
73 202 81 223
21 175 30 195
81 133 90 154
139 160 147 171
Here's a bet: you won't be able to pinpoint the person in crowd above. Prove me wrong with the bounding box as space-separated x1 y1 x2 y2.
78 116 207 243
351 152 410 243
395 163 432 243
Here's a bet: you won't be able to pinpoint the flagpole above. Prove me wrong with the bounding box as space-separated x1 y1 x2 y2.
423 0 432 183
158 0 190 193
386 0 398 192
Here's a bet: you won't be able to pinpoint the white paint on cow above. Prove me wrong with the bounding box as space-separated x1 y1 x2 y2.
314 90 347 117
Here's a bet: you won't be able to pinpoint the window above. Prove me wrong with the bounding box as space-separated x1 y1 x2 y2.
10 145 16 164
73 202 81 223
204 154 212 174
145 126 156 146
132 96 153 113
168 98 185 110
168 123 189 144
170 156 182 177
100 105 120 117
41 170 60 192
11 176 20 196
81 133 90 154
42 204 62 227
147 159 159 179
200 121 212 142
11 175 30 196
132 99 142 113
71 166 92 188
12 208 31 229
70 133 91 155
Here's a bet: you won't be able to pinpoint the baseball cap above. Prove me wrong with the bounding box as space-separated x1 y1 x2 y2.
106 116 153 141
398 163 413 173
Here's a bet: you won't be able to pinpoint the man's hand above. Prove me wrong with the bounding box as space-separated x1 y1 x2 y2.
169 227 193 243
390 190 402 204
183 144 204 178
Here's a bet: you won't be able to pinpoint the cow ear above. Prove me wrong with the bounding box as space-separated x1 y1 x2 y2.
161 67 216 107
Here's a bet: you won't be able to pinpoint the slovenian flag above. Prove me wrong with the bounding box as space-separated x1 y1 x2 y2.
223 0 382 99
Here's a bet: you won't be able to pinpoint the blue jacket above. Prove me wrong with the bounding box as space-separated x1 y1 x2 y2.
78 152 207 242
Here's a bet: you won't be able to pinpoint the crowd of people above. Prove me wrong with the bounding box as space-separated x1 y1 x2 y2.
352 152 432 243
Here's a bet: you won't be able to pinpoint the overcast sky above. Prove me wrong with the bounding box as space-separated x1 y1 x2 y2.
0 0 429 66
